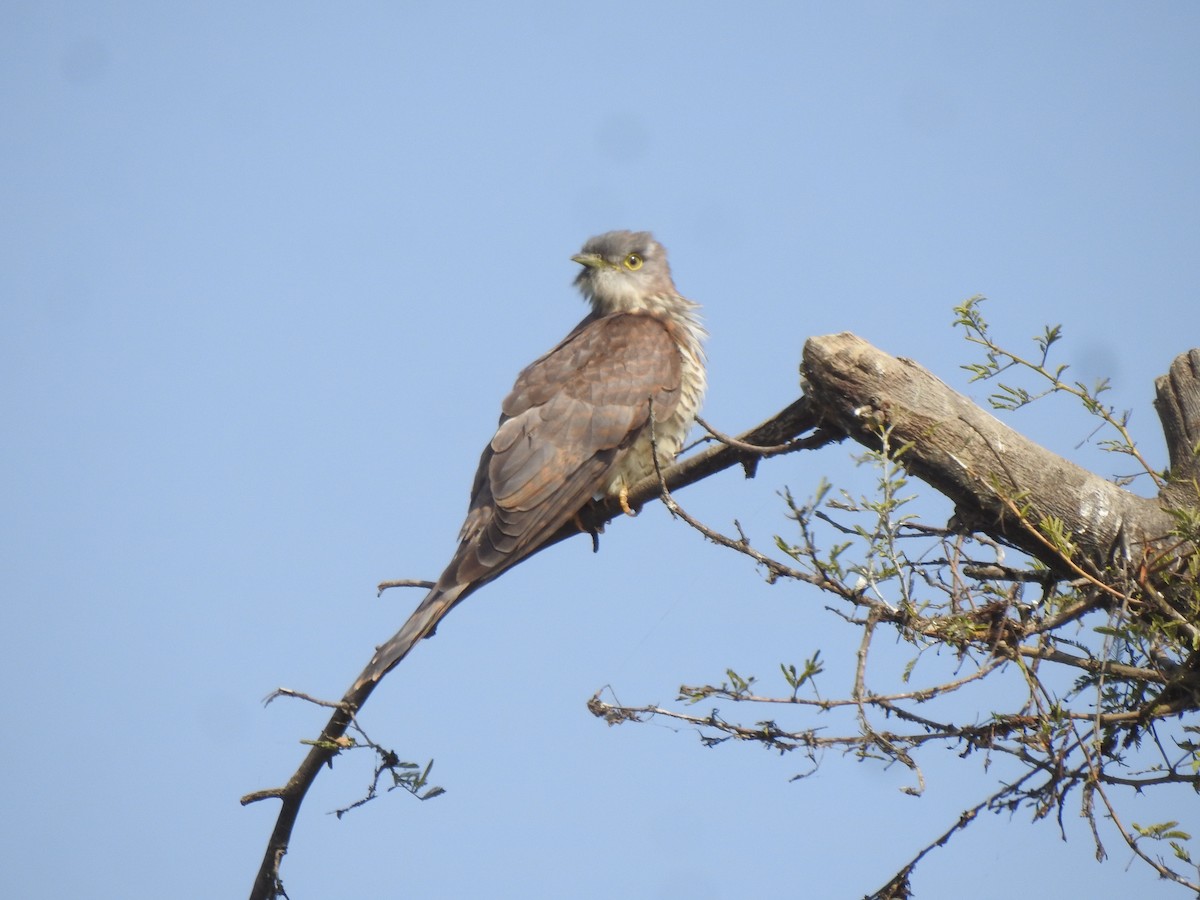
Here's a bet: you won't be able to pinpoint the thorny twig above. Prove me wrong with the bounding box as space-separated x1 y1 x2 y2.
632 415 1200 893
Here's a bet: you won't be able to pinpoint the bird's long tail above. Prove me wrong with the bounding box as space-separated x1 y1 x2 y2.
353 581 467 690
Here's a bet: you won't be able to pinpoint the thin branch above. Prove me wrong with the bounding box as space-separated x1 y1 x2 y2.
684 657 1005 709
376 578 436 596
693 413 821 457
865 768 1044 900
264 688 353 710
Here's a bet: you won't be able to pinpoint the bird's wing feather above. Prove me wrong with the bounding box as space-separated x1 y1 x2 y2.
447 312 682 585
501 312 681 418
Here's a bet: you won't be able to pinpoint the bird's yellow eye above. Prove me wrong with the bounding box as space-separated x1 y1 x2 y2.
623 253 644 270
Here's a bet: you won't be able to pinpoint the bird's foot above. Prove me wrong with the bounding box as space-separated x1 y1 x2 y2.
618 487 638 517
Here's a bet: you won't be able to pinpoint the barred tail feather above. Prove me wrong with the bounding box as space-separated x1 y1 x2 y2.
354 582 467 689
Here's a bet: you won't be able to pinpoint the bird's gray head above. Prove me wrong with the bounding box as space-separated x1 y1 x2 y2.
572 230 678 315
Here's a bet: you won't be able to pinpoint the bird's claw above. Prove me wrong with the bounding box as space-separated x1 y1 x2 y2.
619 487 638 517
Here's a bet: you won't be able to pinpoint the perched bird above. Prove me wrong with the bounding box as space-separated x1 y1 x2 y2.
356 231 706 688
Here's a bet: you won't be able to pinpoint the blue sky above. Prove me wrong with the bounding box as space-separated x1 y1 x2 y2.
3 3 1199 898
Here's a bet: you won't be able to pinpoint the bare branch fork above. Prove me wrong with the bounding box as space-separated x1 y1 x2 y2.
241 395 825 900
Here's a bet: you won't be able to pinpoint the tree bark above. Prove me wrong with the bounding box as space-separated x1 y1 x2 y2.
1155 348 1200 510
800 333 1189 573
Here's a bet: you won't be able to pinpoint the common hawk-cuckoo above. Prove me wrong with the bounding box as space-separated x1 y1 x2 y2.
357 230 706 687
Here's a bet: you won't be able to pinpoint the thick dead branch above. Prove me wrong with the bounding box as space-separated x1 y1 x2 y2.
1155 348 1200 509
801 333 1182 573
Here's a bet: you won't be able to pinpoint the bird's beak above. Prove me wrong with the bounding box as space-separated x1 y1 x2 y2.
571 253 604 269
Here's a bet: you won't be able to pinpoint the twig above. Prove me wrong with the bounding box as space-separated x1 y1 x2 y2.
865 770 1042 900
693 413 820 457
376 578 436 596
263 688 353 710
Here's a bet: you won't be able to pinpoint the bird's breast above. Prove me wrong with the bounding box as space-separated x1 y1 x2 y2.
602 316 706 497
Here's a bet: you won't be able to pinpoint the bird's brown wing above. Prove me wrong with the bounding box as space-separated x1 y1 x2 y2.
445 312 683 587
357 312 684 688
